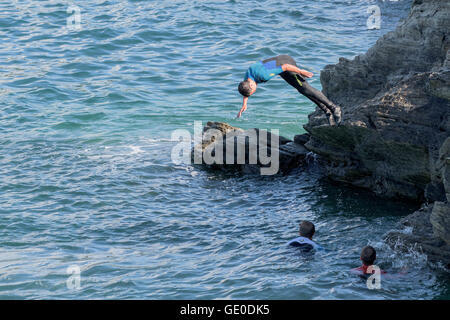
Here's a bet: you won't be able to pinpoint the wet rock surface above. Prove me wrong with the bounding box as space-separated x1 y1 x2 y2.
385 203 450 268
304 0 449 201
192 121 309 175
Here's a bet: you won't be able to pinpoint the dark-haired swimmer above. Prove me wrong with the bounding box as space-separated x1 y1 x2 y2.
287 220 323 253
351 246 387 275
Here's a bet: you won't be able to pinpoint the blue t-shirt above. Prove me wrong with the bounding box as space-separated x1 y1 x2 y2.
244 60 284 83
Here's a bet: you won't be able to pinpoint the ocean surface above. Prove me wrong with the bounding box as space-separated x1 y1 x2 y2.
1 0 449 299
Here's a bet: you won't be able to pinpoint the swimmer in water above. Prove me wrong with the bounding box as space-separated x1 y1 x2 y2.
287 220 323 253
237 55 342 125
352 246 387 275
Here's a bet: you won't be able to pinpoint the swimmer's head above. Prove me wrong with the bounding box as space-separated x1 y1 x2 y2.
238 79 256 97
360 246 376 266
299 220 315 240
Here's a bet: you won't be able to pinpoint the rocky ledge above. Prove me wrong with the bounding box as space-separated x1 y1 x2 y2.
192 121 310 175
384 138 450 268
303 0 450 267
304 0 449 202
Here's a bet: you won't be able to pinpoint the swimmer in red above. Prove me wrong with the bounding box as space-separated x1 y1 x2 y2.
351 246 387 275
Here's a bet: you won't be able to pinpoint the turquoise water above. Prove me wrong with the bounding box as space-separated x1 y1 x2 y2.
1 0 449 299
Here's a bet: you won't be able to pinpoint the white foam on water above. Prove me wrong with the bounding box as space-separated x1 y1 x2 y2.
128 145 143 154
373 238 429 271
141 137 175 144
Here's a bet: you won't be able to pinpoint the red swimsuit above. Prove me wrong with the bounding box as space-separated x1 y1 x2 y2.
352 265 387 275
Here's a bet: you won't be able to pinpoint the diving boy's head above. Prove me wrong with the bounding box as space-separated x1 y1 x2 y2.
360 246 376 266
238 79 257 97
299 220 315 240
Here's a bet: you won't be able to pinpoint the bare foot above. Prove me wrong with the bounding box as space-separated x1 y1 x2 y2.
325 111 336 126
332 105 342 125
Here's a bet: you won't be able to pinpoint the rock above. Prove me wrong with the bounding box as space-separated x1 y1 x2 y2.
424 182 446 203
385 204 450 268
294 133 310 146
383 103 450 270
437 137 450 202
430 201 450 246
428 138 450 247
304 0 450 201
192 121 308 175
427 50 450 100
445 157 450 203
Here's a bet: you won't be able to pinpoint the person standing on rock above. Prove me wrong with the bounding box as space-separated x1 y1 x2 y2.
237 55 342 125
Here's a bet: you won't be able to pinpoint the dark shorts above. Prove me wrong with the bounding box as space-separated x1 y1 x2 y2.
262 55 297 67
262 55 307 87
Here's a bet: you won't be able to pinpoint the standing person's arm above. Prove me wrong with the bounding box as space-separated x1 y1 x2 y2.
237 96 248 118
282 64 313 78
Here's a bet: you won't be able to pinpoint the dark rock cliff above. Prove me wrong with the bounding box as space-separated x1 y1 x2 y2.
303 0 450 267
304 0 449 201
